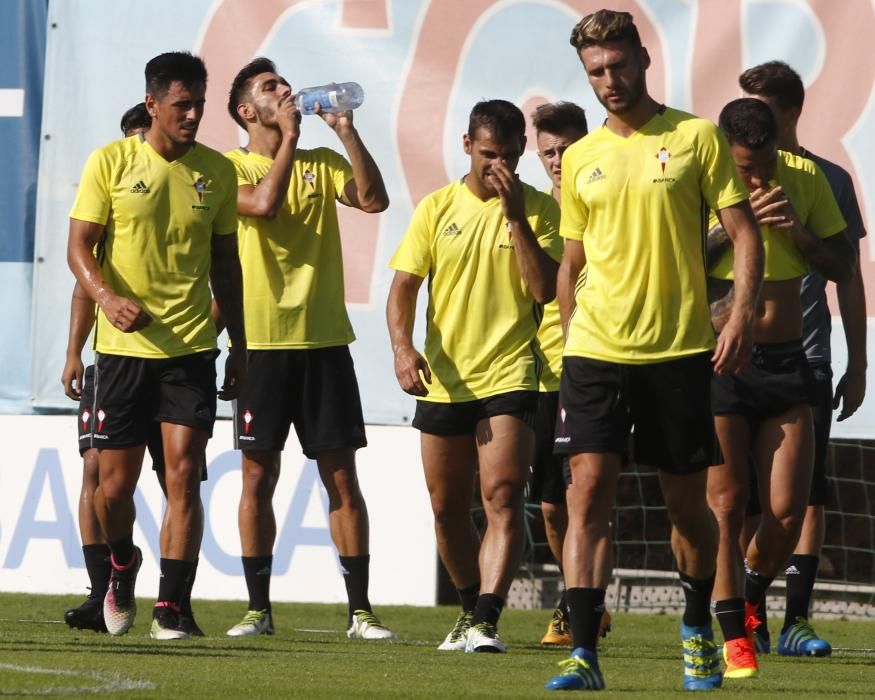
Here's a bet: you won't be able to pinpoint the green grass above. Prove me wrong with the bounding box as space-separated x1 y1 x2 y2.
1 594 873 698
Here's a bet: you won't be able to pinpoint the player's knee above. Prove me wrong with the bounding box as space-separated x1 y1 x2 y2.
708 482 749 527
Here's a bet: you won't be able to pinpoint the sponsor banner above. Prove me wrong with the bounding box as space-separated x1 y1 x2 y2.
0 416 437 605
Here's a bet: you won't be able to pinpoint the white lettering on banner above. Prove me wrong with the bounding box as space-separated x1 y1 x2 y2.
0 416 437 605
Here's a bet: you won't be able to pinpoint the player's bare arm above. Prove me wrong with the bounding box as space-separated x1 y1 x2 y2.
237 93 299 218
321 107 389 214
386 271 431 396
210 233 247 400
712 199 764 374
835 246 867 420
705 223 732 272
751 184 856 283
489 161 558 303
558 238 586 340
67 218 152 333
61 282 96 400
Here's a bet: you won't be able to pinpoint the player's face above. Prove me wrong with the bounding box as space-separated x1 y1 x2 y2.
150 80 205 145
536 129 586 190
463 127 525 196
579 41 649 115
731 142 778 192
249 71 293 125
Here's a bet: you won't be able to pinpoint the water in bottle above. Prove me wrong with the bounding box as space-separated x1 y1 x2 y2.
294 82 364 115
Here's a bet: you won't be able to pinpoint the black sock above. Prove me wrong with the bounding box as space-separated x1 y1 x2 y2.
457 583 480 614
715 598 747 641
83 544 111 597
471 593 504 627
339 554 371 621
108 536 134 568
157 558 193 607
180 559 198 616
559 589 569 615
783 554 818 632
679 570 714 627
744 566 774 608
567 587 605 654
756 596 769 639
242 555 273 612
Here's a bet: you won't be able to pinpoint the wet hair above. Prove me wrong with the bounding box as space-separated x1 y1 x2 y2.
467 100 525 144
119 102 151 135
570 9 641 51
718 98 778 150
531 101 588 137
227 57 277 129
739 60 805 112
145 51 207 98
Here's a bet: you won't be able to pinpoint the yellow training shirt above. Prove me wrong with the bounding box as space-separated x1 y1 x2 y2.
390 179 562 402
710 150 846 281
561 106 748 364
226 147 355 349
69 135 238 358
536 188 563 392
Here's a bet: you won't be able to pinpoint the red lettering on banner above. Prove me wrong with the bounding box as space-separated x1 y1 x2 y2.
396 0 665 205
196 0 388 304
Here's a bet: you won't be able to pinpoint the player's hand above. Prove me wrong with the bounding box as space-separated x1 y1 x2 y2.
100 294 151 332
276 91 301 141
61 355 85 401
394 345 431 396
834 367 866 421
750 185 797 229
487 161 526 222
219 347 247 401
315 87 354 134
711 312 752 374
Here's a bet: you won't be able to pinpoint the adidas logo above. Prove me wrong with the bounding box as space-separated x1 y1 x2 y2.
585 167 606 184
130 180 150 194
785 565 800 576
442 222 461 236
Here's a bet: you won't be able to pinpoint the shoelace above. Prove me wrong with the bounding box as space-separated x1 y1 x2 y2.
354 611 388 629
551 610 567 634
241 610 268 625
447 613 471 641
789 618 818 640
471 621 497 639
557 655 593 676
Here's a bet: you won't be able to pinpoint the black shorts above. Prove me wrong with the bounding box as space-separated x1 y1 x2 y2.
412 390 537 436
555 353 714 474
85 352 218 451
808 363 833 505
711 340 815 419
529 391 568 505
233 346 367 458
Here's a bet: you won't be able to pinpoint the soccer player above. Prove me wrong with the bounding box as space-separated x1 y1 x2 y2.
387 100 561 653
544 10 763 691
66 52 246 640
224 58 393 640
529 101 608 647
706 98 851 679
739 61 865 657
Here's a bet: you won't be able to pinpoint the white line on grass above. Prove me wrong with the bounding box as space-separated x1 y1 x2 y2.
0 662 154 696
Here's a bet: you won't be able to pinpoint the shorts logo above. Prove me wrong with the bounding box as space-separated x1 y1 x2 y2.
81 410 91 428
560 408 567 423
97 408 107 432
243 409 253 434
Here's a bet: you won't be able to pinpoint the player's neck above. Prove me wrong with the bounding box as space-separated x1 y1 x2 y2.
604 96 660 138
462 173 498 202
778 130 802 156
144 128 194 162
551 186 561 204
246 125 283 160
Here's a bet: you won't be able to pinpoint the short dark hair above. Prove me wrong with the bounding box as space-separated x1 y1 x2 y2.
739 61 805 112
227 57 277 129
718 98 777 150
120 102 151 135
468 100 525 143
570 9 641 51
145 52 207 98
531 101 588 137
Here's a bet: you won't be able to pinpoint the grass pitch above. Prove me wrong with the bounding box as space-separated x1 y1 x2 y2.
1 593 873 698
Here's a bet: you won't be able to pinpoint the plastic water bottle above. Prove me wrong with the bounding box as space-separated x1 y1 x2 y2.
294 82 364 115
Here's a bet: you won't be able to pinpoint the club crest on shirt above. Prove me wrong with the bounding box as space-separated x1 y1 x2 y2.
499 220 514 249
652 147 676 183
303 170 322 199
192 178 212 209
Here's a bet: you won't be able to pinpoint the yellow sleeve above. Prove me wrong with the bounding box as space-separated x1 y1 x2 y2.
69 147 113 224
559 150 587 241
697 121 749 212
389 195 434 277
319 148 354 200
532 193 563 262
807 164 847 239
213 158 239 236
